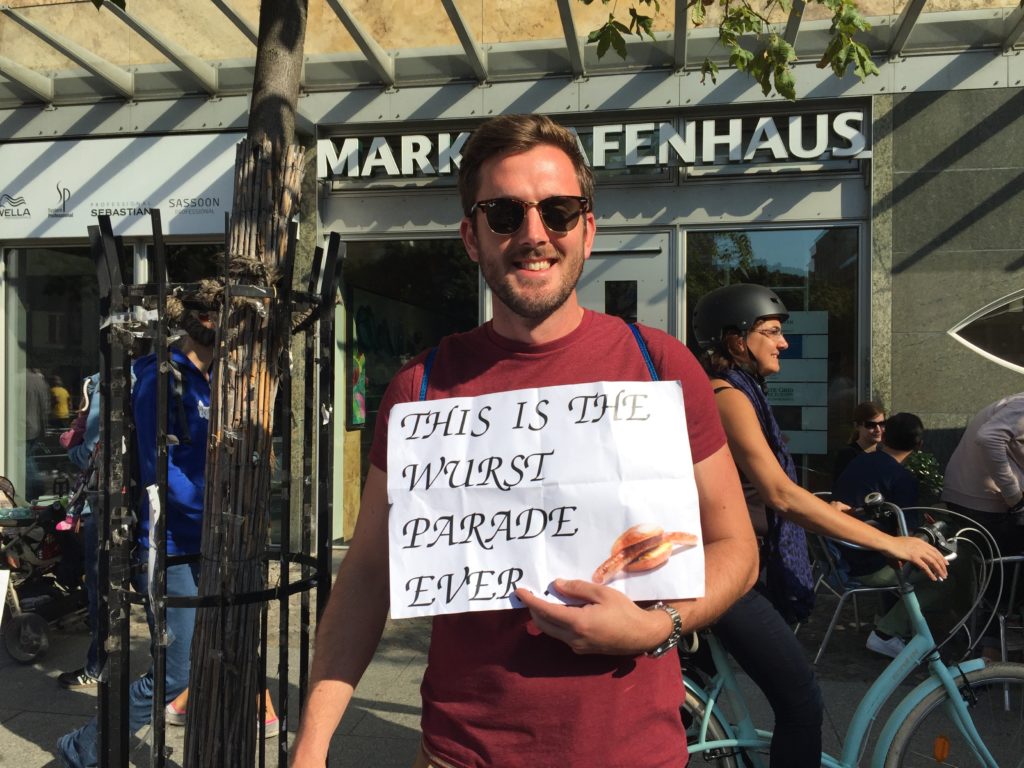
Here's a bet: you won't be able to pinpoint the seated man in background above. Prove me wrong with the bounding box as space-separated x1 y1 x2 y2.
833 412 937 658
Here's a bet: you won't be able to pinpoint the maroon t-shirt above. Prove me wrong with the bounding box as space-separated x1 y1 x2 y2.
370 310 725 768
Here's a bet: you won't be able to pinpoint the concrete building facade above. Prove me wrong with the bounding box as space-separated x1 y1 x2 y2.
0 0 1021 534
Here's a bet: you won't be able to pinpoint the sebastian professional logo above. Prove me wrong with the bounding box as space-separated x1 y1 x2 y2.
0 192 31 218
48 182 73 218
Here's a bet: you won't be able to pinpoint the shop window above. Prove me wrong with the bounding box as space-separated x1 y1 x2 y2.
343 239 479 485
604 280 638 324
4 246 100 501
948 289 1024 374
148 242 225 282
685 227 860 491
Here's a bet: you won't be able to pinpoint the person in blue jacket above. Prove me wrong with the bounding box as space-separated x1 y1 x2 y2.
57 295 216 768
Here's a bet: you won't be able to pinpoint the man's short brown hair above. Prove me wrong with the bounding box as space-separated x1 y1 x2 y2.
457 114 595 216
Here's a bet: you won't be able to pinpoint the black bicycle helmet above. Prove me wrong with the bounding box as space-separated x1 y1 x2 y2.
692 283 789 351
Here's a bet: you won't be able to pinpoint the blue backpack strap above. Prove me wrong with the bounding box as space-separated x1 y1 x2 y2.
628 323 658 381
418 347 438 401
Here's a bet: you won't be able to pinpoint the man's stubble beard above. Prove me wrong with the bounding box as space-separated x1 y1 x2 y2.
481 245 587 321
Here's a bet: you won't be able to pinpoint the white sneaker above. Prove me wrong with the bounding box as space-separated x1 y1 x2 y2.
165 701 187 726
866 630 906 658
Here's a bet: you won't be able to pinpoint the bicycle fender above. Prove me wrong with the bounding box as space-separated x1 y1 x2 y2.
870 657 986 766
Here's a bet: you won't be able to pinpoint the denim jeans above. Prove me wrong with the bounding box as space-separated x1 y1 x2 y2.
81 509 100 678
58 559 199 768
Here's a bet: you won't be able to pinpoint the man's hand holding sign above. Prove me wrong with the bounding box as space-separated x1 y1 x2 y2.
387 380 704 654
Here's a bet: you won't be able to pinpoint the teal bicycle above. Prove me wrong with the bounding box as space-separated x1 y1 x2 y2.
681 496 1024 767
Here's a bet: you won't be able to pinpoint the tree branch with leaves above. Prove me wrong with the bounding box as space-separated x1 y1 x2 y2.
581 0 879 100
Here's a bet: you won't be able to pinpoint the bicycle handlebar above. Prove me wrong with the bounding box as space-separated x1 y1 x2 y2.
848 493 958 567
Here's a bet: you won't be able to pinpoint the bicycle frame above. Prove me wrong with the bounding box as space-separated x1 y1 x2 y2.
686 588 998 767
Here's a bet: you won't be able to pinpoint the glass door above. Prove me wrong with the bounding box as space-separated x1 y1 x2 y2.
577 231 674 333
3 246 99 501
685 227 861 490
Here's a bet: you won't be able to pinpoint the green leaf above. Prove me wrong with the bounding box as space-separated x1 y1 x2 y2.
729 48 755 72
610 26 629 58
630 8 657 40
581 0 880 97
775 68 797 100
700 58 720 85
691 1 706 28
853 44 880 79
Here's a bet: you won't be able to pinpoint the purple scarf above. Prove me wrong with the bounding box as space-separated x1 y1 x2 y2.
720 367 816 623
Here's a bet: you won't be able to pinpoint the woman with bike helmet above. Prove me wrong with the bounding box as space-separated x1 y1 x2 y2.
690 283 948 767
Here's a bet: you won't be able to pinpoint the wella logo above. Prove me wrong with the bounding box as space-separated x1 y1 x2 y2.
0 192 30 218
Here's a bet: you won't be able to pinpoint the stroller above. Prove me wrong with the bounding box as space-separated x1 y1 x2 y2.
1 473 88 663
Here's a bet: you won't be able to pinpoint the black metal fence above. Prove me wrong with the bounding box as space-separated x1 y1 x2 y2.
90 211 339 767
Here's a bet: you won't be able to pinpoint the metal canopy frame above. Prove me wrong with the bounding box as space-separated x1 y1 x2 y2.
673 0 689 71
324 0 395 86
0 53 53 103
441 0 489 83
888 0 928 58
0 5 1021 114
1 6 134 99
213 0 259 47
784 0 806 46
1003 2 1024 52
101 0 220 96
556 0 587 78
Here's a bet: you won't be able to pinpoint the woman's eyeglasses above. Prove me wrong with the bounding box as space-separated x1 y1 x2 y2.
751 327 785 339
862 420 886 430
469 196 590 235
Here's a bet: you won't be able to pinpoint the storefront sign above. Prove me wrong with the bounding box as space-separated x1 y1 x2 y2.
318 110 867 182
386 380 705 619
0 133 243 238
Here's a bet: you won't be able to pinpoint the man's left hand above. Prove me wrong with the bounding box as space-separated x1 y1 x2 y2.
514 579 673 656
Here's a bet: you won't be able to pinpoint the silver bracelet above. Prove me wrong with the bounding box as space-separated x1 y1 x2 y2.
645 601 683 658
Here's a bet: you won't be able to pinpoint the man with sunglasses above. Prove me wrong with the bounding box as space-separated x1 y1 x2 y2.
832 401 887 490
832 413 935 658
292 114 756 768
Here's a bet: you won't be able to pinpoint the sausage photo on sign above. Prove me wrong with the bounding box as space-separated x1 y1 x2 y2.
592 524 698 584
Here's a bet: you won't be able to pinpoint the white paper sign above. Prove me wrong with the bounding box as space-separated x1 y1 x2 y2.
386 380 705 619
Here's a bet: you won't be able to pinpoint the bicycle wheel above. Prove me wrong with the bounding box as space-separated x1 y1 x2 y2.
885 662 1024 767
682 688 741 767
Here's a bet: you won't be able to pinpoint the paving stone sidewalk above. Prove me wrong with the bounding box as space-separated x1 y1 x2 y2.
0 564 967 767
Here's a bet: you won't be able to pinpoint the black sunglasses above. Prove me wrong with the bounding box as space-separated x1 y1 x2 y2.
862 419 886 429
469 196 590 235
